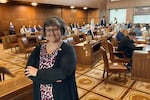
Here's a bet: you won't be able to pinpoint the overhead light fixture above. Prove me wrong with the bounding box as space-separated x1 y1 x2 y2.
0 0 7 3
31 2 38 6
83 7 88 10
70 6 75 9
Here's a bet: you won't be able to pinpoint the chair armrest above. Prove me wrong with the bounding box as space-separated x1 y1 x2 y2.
113 51 127 58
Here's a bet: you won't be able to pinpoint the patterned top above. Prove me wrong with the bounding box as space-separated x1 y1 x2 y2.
39 43 61 100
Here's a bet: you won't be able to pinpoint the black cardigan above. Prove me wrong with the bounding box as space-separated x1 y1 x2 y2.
26 42 79 100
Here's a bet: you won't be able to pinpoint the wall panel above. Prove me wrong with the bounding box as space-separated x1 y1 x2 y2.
0 3 90 36
106 0 150 23
62 8 88 25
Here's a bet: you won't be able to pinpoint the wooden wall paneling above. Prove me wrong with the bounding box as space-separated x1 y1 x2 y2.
107 0 150 9
13 5 37 33
134 0 150 7
0 3 100 37
106 0 150 24
87 9 100 24
126 8 134 24
0 4 62 35
62 8 88 25
14 0 100 8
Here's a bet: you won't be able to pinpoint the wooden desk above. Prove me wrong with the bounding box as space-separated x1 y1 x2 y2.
0 76 33 100
132 46 150 82
74 40 101 67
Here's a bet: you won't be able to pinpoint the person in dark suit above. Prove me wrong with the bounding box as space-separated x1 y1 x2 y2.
117 31 143 68
100 16 106 27
116 28 125 41
87 26 95 39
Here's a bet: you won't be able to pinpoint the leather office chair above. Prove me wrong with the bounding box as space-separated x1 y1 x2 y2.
100 47 128 84
8 35 19 52
0 67 15 81
18 37 35 58
2 31 9 36
107 40 130 63
36 35 47 45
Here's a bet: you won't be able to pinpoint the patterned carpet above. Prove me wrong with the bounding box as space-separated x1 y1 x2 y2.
0 44 150 100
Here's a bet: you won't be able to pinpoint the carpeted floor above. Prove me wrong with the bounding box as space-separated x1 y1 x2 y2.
0 44 150 100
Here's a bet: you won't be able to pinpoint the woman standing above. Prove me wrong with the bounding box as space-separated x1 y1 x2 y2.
25 16 78 100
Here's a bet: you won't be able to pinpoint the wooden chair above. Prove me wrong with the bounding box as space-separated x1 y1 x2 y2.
2 31 9 36
100 47 128 84
36 35 47 45
8 35 19 52
107 40 130 63
0 67 15 81
111 37 119 47
18 37 35 58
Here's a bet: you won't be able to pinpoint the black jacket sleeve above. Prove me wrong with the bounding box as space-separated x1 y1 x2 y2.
25 45 41 82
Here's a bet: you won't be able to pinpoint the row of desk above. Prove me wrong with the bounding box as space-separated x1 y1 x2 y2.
74 40 101 67
132 44 150 83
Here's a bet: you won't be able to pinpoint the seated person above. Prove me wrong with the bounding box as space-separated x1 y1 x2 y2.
20 25 27 35
116 28 125 41
9 22 16 35
87 26 95 39
134 23 142 36
36 25 43 32
117 31 143 68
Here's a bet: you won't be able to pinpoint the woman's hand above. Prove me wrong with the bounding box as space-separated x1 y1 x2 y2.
25 66 38 77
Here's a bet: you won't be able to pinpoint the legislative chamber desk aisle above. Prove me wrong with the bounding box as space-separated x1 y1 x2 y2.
74 40 101 67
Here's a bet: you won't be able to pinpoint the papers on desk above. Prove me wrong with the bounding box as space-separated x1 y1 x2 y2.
134 45 150 54
143 45 150 51
136 36 143 39
75 40 97 46
134 50 147 54
135 44 146 47
75 42 85 46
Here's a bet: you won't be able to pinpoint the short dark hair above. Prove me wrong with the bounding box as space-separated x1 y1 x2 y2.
43 16 66 36
128 31 136 36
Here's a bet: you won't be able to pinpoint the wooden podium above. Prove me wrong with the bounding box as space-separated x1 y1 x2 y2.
74 40 101 67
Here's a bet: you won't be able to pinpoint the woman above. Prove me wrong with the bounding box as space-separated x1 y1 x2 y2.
25 16 78 100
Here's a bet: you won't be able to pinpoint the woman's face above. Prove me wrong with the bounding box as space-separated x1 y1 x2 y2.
45 25 62 42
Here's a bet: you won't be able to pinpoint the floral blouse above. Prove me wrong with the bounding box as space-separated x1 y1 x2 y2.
39 43 61 100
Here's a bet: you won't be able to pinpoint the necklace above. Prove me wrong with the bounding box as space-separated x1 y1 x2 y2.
46 41 62 54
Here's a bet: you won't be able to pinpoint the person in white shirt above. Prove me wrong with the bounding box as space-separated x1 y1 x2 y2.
20 25 27 35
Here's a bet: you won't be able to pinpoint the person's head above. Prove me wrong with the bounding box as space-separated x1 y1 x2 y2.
43 16 66 42
128 31 136 40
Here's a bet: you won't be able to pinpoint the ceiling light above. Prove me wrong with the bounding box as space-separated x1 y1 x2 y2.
0 0 7 3
70 6 75 9
31 2 38 6
83 7 88 10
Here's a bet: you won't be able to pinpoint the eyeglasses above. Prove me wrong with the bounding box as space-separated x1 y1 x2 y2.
45 28 60 33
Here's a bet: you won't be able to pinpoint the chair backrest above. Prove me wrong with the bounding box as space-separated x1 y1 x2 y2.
21 37 29 48
0 67 15 81
37 35 42 41
111 37 119 47
8 35 18 43
3 31 9 36
100 47 109 71
107 40 114 62
18 37 30 52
